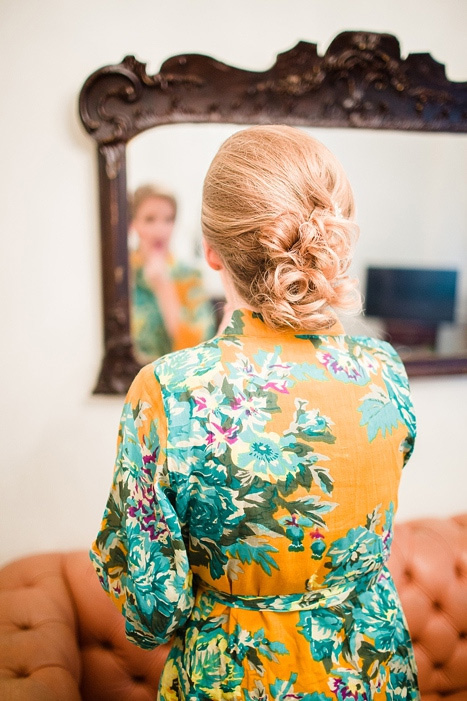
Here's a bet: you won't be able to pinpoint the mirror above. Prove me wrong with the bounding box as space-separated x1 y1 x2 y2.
128 124 467 360
79 31 467 393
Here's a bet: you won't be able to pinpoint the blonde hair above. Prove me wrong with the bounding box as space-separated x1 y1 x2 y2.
129 184 177 220
202 125 361 331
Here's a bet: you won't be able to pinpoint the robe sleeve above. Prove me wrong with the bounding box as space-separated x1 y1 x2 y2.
386 343 417 468
90 364 193 649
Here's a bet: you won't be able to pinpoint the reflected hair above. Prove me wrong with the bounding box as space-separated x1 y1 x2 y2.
129 183 177 219
201 125 361 331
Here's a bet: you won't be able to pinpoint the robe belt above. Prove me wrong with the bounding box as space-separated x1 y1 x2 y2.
197 567 384 612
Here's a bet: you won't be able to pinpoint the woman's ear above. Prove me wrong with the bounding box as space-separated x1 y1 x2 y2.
203 238 223 271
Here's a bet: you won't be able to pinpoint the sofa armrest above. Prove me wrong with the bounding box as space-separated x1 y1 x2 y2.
0 553 82 701
0 551 170 701
64 551 170 701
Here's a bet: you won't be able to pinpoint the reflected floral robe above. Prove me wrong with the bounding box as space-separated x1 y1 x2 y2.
131 251 216 360
91 309 419 700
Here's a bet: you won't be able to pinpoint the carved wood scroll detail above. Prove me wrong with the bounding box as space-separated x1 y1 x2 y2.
79 32 467 392
80 32 467 156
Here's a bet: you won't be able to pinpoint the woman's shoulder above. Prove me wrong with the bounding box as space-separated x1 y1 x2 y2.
346 334 408 371
145 336 223 389
346 334 401 357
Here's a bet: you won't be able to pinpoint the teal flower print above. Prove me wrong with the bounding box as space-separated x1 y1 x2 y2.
206 418 239 457
353 581 407 652
386 667 419 700
270 673 334 700
189 478 240 541
282 514 305 551
251 437 280 468
234 430 283 476
184 626 244 697
318 348 365 383
225 389 277 432
323 526 383 587
381 503 395 560
358 384 401 442
310 529 326 559
227 347 293 396
298 608 343 663
165 394 192 435
233 428 331 483
244 680 269 701
252 348 293 394
226 537 280 576
188 478 242 578
286 398 335 443
328 669 370 700
228 625 288 674
126 482 160 539
157 343 221 386
130 549 172 618
191 385 227 419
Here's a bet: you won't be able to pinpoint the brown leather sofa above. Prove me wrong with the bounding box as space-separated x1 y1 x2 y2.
1 514 466 700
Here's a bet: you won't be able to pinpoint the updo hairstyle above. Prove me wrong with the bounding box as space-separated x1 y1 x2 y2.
129 183 177 220
201 125 361 331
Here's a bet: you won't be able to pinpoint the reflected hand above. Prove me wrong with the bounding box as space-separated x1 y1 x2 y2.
143 250 170 290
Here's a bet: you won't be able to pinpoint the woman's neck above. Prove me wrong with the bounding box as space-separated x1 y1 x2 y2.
217 268 257 332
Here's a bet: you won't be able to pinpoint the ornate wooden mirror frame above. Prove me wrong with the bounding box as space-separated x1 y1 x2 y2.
79 31 467 394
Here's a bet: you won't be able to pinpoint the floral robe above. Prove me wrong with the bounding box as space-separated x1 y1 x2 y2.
91 309 419 700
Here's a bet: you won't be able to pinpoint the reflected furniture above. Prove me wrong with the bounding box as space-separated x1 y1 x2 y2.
365 267 459 351
79 32 467 393
1 514 466 700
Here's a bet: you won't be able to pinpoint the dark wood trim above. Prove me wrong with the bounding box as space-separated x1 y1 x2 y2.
404 355 467 377
93 145 141 394
78 31 467 393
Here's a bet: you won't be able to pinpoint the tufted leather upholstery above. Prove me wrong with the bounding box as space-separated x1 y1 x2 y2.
0 551 170 700
387 514 467 700
0 514 466 700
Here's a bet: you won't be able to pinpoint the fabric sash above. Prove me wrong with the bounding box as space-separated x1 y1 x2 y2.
196 567 384 612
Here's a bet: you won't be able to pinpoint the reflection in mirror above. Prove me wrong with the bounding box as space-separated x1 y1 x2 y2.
127 182 216 362
128 124 467 360
127 124 245 307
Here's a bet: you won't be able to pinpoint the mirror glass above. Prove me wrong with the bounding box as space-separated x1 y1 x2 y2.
127 123 467 362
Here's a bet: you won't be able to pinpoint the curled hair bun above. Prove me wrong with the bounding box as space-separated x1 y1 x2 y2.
252 206 360 330
202 125 362 331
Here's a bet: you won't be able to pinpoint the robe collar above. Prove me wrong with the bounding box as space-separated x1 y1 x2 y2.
222 308 345 339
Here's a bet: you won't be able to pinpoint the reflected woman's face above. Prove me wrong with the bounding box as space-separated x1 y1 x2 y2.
132 196 176 258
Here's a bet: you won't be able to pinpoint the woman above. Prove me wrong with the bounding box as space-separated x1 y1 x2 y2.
130 183 215 360
92 126 419 699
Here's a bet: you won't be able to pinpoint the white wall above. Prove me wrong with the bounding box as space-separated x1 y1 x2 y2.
1 0 466 567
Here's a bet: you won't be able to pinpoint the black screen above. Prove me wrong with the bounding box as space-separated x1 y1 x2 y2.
365 267 458 323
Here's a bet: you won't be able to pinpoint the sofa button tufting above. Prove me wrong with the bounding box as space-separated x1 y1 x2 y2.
132 675 146 683
101 639 113 650
15 668 29 678
459 631 467 639
432 600 443 611
433 661 444 669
